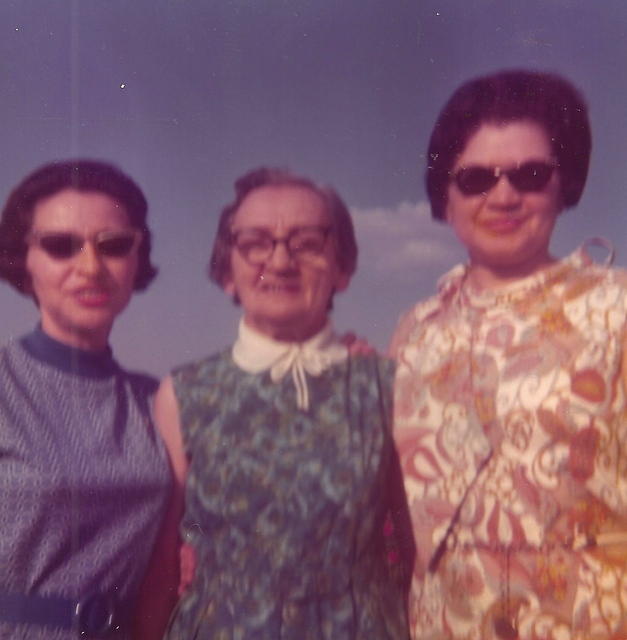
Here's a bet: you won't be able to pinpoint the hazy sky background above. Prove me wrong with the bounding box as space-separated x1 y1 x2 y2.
1 0 626 375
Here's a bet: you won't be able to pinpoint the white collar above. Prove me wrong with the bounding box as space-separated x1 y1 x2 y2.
232 319 348 410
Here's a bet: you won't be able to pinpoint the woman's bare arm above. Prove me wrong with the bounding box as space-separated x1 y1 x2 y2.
622 329 627 398
134 376 188 640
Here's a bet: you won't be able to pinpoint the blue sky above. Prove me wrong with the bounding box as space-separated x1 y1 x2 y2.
1 0 626 375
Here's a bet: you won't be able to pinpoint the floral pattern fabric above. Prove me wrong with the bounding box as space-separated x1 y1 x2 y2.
391 248 627 640
165 350 410 640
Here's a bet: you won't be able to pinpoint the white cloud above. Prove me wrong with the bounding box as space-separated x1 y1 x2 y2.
350 200 463 275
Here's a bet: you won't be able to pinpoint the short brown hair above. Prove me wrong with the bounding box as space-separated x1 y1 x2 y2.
426 69 591 221
0 159 157 294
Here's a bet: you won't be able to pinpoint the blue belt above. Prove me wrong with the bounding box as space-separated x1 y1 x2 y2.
0 591 127 637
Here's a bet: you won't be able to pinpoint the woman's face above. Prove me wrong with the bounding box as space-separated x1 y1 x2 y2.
26 188 140 351
446 120 563 286
225 184 350 342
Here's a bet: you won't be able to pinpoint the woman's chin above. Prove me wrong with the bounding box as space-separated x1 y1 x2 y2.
42 313 115 350
246 312 328 342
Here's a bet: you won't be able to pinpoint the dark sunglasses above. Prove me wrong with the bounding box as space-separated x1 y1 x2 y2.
452 161 557 196
27 230 141 260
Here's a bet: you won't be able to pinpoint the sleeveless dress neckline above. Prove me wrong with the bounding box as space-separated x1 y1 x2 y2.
20 326 118 378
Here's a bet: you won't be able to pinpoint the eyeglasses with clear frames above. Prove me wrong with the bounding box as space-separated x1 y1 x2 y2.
230 226 332 265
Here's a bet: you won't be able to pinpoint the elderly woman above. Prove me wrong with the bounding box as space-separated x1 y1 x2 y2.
0 160 171 639
146 168 411 639
391 69 627 640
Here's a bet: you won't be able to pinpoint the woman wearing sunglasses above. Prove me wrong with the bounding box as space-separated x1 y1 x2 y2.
0 160 171 639
139 167 411 639
391 69 627 639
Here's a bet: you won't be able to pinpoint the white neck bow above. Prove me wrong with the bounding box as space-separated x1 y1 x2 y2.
232 319 348 410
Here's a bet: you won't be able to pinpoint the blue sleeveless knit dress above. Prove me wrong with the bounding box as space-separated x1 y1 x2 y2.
0 328 171 639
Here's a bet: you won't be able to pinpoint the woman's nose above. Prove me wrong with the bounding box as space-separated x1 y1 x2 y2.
486 175 522 208
267 240 295 270
75 241 105 275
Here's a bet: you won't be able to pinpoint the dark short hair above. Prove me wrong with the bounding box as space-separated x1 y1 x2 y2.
0 159 157 294
426 69 592 221
209 167 358 291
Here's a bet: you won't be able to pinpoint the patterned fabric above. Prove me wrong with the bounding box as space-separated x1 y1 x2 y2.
0 329 171 639
166 350 410 640
391 248 627 640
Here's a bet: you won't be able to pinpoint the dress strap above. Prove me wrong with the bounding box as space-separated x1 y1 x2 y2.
581 237 615 266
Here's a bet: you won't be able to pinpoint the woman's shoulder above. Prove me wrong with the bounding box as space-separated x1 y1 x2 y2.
172 347 233 380
389 263 466 357
346 352 395 384
118 366 160 396
0 339 24 397
583 260 627 287
0 337 19 364
561 245 627 298
0 334 37 366
327 353 395 436
389 291 449 359
170 348 241 404
339 354 395 420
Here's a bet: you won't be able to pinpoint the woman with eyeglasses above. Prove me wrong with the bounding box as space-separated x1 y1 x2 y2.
390 69 627 640
0 160 171 639
140 167 412 639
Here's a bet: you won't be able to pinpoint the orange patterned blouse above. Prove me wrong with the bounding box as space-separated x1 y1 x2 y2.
391 247 627 640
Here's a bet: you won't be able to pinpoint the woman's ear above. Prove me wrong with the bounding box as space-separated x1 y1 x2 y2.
443 201 455 226
334 270 351 294
222 278 241 306
20 261 36 299
223 279 235 297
